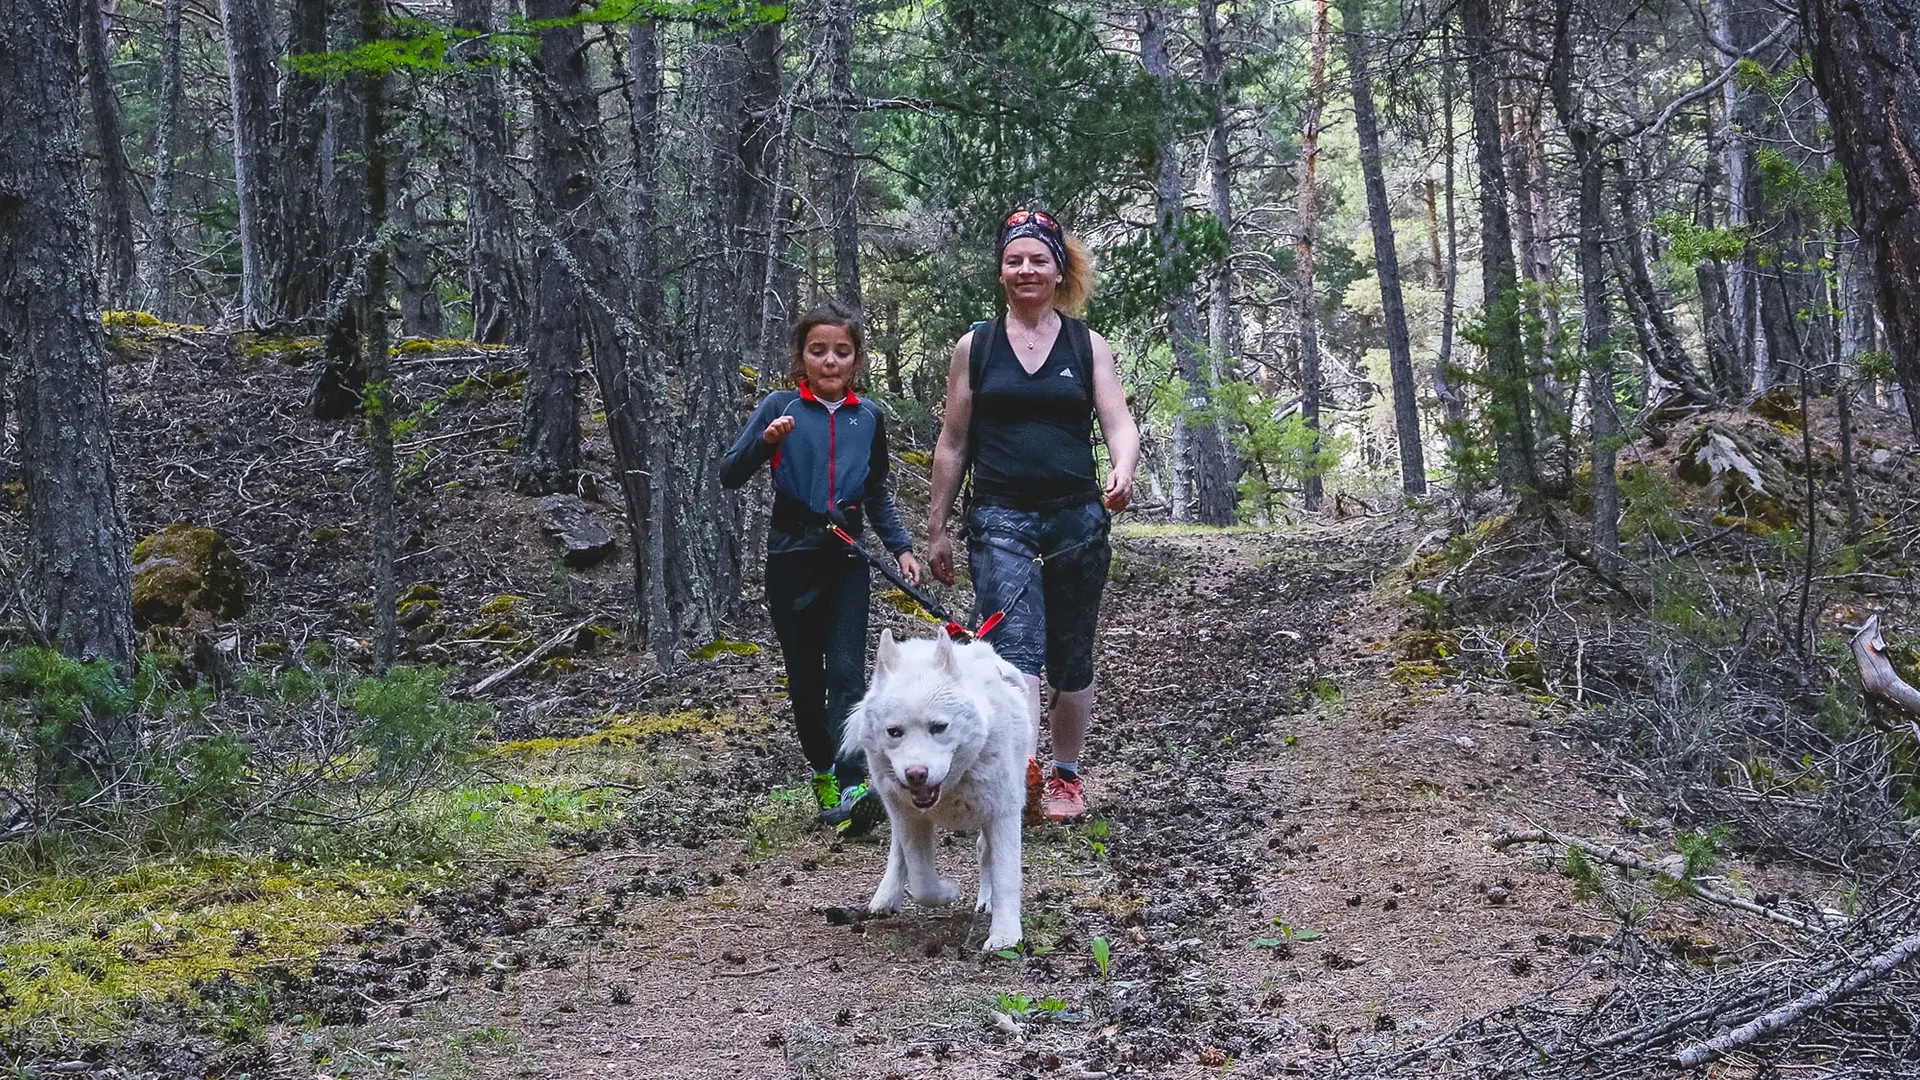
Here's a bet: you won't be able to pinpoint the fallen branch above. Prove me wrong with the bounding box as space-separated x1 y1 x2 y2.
1850 616 1920 736
468 618 595 696
1672 930 1920 1067
1491 828 1812 931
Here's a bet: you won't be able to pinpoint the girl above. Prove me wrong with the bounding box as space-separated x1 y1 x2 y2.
721 302 919 835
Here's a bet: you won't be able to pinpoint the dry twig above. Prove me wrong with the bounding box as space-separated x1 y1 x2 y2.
1491 828 1815 931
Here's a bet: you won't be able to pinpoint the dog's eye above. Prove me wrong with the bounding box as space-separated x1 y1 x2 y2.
928 722 948 735
885 726 904 739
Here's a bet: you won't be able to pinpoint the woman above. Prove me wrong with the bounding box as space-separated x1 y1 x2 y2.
926 208 1140 822
721 302 920 835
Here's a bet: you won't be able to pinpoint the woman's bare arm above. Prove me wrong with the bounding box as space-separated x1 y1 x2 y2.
1088 330 1139 509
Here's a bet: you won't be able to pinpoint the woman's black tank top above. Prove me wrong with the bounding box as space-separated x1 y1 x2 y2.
969 317 1100 510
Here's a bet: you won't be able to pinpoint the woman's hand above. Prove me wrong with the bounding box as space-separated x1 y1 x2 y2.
762 415 796 444
897 552 923 586
1102 468 1135 512
929 533 956 586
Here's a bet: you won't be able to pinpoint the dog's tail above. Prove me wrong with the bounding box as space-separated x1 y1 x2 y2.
837 702 866 761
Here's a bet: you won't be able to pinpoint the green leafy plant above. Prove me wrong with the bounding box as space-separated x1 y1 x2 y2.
349 666 489 783
1092 936 1111 979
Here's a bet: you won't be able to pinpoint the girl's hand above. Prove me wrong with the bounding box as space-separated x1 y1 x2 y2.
897 552 923 586
929 534 956 586
763 416 796 444
1102 468 1134 512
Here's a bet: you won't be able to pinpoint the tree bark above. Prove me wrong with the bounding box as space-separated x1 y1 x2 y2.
274 0 331 330
1459 0 1539 499
455 0 525 345
1714 0 1758 392
825 0 861 311
1549 0 1621 567
392 180 444 338
1341 0 1425 496
360 0 396 672
0 3 138 693
1427 25 1469 468
145 0 185 319
515 0 587 496
1614 162 1716 403
217 0 278 328
313 0 367 420
1802 0 1920 436
1290 0 1330 512
1142 1 1238 525
79 0 137 307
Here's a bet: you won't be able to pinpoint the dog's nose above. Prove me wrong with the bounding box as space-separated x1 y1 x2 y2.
905 766 929 787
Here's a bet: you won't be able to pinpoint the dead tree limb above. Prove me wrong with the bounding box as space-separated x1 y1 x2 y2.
1672 929 1920 1067
469 618 594 696
1850 617 1920 743
1491 828 1813 931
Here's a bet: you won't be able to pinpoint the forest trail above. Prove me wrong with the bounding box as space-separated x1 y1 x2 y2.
327 520 1734 1079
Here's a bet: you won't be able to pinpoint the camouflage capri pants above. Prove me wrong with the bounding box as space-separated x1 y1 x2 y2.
965 499 1112 693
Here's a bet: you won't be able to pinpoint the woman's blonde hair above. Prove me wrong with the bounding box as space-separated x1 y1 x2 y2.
1054 232 1097 318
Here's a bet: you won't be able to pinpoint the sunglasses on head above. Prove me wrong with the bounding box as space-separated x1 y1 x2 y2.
1004 209 1060 231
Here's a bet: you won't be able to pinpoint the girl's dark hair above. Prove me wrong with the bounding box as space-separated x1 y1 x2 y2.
789 301 867 384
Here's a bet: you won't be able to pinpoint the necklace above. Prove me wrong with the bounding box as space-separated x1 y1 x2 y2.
1009 312 1057 354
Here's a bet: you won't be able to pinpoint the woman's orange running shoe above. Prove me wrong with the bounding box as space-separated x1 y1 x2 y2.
1043 774 1086 822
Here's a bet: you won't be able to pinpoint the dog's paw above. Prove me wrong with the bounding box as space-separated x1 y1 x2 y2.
981 928 1023 952
911 877 960 906
868 888 903 915
975 893 993 915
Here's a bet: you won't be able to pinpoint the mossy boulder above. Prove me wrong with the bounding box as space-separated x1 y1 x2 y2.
1748 384 1804 430
1675 425 1795 530
130 525 247 628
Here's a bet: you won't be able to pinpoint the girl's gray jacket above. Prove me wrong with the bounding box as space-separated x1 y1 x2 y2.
719 383 914 557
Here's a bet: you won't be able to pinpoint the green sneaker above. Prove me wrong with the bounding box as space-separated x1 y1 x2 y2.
810 771 840 814
817 782 886 837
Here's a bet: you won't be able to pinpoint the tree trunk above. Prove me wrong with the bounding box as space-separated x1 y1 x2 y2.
358 0 396 672
146 0 185 319
1501 74 1566 461
515 0 587 496
392 181 444 338
0 3 138 702
1142 1 1238 525
313 0 367 420
455 0 525 345
1714 0 1758 394
79 0 137 307
274 0 331 330
1549 0 1620 567
1199 0 1245 485
1614 163 1716 403
825 0 861 311
1342 0 1425 496
1696 133 1744 399
1290 0 1330 512
1459 0 1539 499
217 0 278 328
621 15 675 668
1427 26 1469 469
1803 0 1920 436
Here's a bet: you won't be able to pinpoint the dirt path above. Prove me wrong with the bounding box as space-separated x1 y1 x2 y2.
311 521 1727 1079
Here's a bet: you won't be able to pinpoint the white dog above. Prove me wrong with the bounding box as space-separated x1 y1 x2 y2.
842 629 1035 951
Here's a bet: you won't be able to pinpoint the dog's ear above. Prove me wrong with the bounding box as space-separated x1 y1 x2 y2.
932 630 956 673
876 628 899 674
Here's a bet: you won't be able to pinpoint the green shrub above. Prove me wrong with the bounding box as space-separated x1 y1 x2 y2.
349 666 488 783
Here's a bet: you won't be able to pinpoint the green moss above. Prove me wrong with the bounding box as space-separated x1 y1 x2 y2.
101 310 162 328
689 638 762 661
457 622 526 644
1389 661 1449 686
900 449 934 471
0 856 421 1044
391 337 508 356
491 710 732 755
878 589 937 622
130 525 248 628
1391 628 1458 662
309 526 347 544
476 594 527 616
1749 384 1804 430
